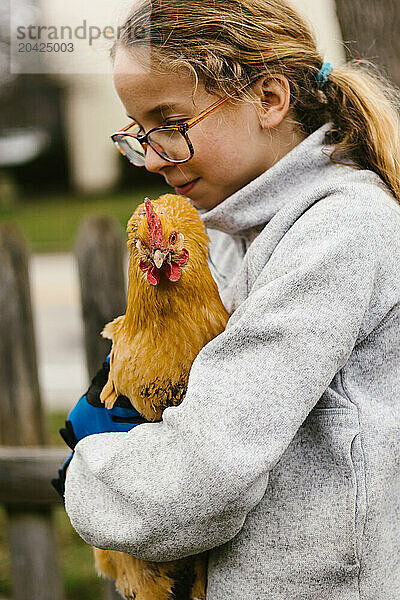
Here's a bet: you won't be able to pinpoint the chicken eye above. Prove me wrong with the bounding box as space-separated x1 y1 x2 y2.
169 232 177 244
136 239 149 252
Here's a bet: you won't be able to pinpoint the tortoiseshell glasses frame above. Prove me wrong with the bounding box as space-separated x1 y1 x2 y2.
110 78 260 166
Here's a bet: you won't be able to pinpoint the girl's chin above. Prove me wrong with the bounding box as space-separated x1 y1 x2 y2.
190 197 225 212
186 180 227 210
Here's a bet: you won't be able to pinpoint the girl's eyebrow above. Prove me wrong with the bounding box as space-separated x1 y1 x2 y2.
127 102 184 122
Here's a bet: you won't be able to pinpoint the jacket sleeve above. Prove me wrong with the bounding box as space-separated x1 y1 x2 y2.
64 198 391 562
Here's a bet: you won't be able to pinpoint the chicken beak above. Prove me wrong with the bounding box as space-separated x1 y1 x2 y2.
152 249 164 269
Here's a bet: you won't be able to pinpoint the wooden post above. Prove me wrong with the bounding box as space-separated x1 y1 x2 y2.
75 216 127 600
0 225 47 446
0 224 63 600
8 507 63 600
335 0 400 86
74 216 127 380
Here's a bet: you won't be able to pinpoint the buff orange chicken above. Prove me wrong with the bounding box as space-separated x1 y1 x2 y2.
93 193 229 600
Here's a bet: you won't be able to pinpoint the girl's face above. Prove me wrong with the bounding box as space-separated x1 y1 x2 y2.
113 47 296 210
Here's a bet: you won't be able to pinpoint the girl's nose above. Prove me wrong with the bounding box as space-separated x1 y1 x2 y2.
144 145 171 173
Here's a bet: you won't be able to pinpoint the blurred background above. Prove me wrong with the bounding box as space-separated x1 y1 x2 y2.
0 0 398 597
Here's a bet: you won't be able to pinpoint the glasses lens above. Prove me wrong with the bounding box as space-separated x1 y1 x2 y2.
148 128 191 162
113 135 146 166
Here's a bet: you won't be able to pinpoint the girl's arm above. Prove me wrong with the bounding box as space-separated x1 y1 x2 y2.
64 194 400 562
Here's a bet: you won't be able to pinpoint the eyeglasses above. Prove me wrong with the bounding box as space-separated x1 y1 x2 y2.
111 95 230 167
110 78 259 167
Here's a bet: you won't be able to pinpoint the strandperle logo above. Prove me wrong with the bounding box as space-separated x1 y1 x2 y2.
15 20 147 46
9 2 152 76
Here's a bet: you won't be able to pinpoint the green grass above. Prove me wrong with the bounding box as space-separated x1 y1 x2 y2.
0 411 113 599
0 184 170 253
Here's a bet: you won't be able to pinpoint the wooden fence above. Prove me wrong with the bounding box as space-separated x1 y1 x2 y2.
0 217 127 600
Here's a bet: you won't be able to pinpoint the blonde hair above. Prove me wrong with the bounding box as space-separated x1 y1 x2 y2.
112 0 400 202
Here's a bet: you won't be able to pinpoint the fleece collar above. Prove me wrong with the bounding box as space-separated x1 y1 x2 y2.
199 122 337 240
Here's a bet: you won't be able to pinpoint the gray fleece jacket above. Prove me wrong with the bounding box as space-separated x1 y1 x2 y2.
65 122 400 599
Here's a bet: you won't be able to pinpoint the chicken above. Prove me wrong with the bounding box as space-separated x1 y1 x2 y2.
93 193 229 600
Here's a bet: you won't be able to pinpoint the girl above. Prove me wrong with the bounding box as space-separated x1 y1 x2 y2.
64 0 400 598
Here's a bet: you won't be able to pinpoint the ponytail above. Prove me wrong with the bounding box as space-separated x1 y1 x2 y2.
322 60 400 201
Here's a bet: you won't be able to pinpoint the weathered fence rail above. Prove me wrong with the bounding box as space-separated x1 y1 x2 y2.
0 216 127 600
0 447 68 505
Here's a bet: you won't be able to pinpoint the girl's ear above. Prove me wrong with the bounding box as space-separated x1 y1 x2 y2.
252 74 291 130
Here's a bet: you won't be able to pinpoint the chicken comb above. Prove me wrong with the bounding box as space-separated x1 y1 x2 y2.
144 197 166 249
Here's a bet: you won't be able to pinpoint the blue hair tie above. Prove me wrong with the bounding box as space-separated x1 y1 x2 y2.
316 61 333 89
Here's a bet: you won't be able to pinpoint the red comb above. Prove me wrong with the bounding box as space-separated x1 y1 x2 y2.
144 198 166 248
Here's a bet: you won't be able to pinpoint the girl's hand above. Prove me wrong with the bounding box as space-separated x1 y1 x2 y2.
51 358 149 501
51 453 73 500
